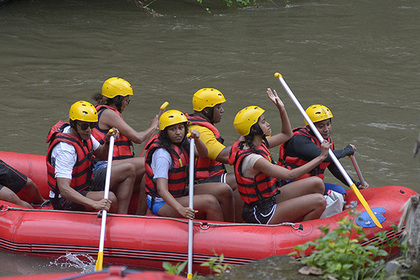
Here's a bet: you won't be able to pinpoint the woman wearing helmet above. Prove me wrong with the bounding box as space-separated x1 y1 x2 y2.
91 77 159 215
144 110 233 221
278 104 369 197
46 100 136 214
228 90 331 224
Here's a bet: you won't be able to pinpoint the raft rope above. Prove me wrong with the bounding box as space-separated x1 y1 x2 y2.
0 204 304 230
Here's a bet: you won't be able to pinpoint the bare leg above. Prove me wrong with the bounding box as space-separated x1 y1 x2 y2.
135 176 148 215
109 162 136 214
113 157 147 215
0 187 33 209
277 177 324 202
194 182 234 222
157 195 224 221
226 173 244 223
269 193 326 224
17 178 46 205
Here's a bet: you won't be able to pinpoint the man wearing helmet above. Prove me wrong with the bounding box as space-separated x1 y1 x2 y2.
278 104 368 197
46 101 136 214
186 88 241 221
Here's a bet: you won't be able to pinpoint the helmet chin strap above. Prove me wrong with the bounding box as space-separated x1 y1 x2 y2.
69 120 83 140
250 123 264 136
202 107 214 123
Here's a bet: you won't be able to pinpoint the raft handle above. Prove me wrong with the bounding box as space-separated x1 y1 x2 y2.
0 205 9 212
200 222 210 230
293 223 303 231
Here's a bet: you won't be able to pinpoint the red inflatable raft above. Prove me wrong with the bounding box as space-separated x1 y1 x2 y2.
0 151 417 274
0 266 185 280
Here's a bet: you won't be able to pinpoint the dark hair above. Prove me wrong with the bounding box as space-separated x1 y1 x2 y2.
91 93 123 113
158 122 190 154
241 121 266 153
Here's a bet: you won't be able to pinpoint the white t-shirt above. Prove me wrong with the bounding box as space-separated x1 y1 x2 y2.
150 148 172 180
51 126 100 179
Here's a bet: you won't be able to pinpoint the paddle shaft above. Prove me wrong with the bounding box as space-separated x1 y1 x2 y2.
95 133 115 271
350 155 366 188
187 138 195 279
139 101 169 157
276 73 382 228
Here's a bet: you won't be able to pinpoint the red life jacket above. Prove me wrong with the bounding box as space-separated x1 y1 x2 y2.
92 105 134 160
186 113 226 179
46 121 94 195
278 126 333 180
228 140 280 205
144 134 189 198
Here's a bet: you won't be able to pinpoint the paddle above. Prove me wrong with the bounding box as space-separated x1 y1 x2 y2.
139 101 169 157
187 132 195 279
349 155 366 188
95 129 115 271
275 73 382 228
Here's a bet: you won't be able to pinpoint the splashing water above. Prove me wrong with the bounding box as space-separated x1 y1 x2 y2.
49 252 96 273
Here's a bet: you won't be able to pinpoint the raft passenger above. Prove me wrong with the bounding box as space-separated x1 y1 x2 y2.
186 88 240 222
0 159 46 209
92 77 159 214
278 104 369 197
46 101 136 214
145 110 233 221
229 90 330 224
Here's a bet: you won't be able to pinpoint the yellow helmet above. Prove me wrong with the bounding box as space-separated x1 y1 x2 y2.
305 104 333 125
192 88 226 111
102 77 133 98
159 110 188 131
69 101 98 122
233 106 265 136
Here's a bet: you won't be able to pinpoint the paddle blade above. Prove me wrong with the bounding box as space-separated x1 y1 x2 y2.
95 252 104 271
349 184 382 228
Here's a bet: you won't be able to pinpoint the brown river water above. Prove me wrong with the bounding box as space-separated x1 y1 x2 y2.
0 0 419 276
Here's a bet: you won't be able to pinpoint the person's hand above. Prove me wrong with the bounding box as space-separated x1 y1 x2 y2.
188 129 200 139
349 144 356 151
320 140 332 159
106 128 119 142
358 181 370 189
92 198 112 211
267 88 285 109
178 206 197 220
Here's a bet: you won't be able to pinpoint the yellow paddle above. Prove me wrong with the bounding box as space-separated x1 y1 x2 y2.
95 129 115 271
139 101 169 157
275 73 382 228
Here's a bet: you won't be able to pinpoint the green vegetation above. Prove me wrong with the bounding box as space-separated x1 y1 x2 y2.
290 204 399 279
163 252 232 279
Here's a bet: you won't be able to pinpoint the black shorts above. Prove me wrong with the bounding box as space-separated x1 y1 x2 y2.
0 160 28 194
194 173 227 184
51 168 107 211
242 196 277 224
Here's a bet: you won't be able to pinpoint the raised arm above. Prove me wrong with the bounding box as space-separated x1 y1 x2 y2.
265 88 293 148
